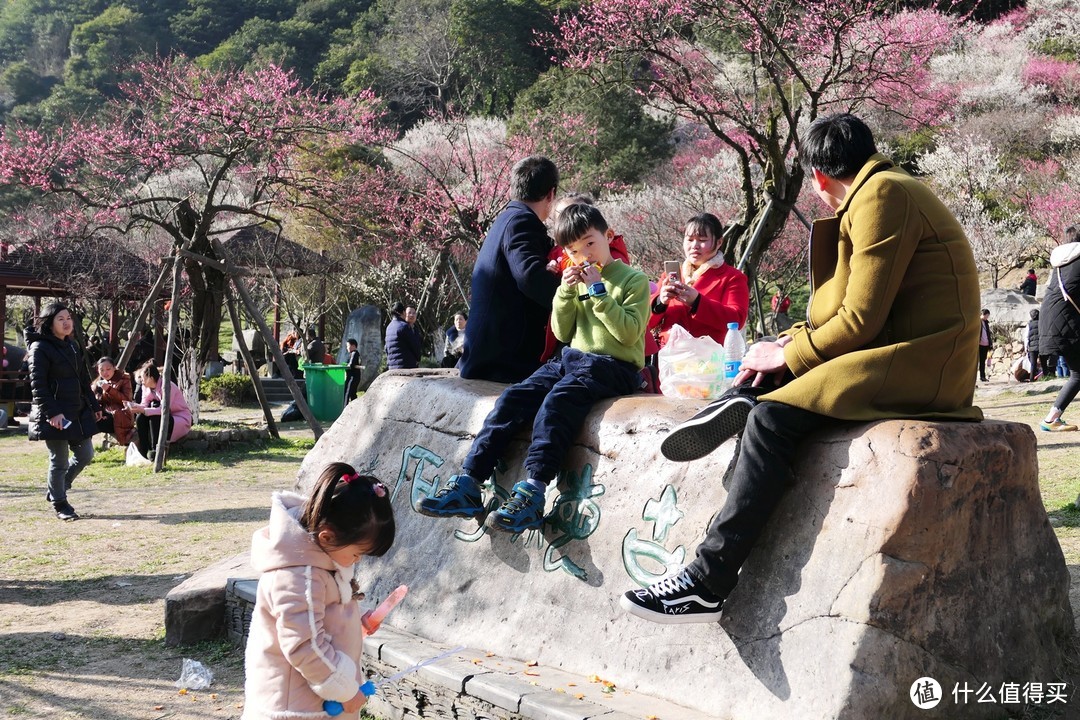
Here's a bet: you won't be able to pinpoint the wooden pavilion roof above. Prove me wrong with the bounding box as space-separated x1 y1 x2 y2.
217 226 337 278
0 241 159 300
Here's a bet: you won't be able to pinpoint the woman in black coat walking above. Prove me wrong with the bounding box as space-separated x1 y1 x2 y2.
26 302 100 520
1039 225 1080 431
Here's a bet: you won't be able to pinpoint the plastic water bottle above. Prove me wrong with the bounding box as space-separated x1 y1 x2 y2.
723 322 746 389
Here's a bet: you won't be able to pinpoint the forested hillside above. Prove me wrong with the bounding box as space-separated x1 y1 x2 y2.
0 0 560 130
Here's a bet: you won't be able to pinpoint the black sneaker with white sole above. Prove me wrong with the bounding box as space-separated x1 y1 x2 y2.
661 394 755 462
53 500 80 522
619 568 725 624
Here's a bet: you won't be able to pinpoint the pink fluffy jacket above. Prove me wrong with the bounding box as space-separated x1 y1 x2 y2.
242 492 364 720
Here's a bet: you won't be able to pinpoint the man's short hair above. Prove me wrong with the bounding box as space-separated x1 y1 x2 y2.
347 338 357 346
982 309 990 316
390 301 405 316
1066 225 1078 245
510 156 559 202
554 203 608 247
800 113 878 179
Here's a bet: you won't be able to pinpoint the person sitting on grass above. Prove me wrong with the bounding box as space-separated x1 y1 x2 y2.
415 203 650 533
127 362 192 461
620 112 983 624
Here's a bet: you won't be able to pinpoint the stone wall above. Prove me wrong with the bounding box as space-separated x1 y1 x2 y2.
296 370 1074 719
172 427 270 454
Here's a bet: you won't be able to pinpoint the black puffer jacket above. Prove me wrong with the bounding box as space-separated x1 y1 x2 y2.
1039 243 1080 357
26 327 99 442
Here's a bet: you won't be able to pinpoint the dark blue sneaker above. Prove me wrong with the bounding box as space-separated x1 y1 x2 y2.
414 474 484 518
484 481 545 533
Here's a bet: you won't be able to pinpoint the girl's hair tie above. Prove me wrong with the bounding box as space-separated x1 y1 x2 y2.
341 471 387 498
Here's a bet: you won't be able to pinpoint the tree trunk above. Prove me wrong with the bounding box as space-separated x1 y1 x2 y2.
179 349 200 427
116 262 171 373
155 250 184 472
184 250 225 366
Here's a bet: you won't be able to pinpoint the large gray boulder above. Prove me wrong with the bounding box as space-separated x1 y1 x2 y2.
297 370 1073 719
981 287 1040 326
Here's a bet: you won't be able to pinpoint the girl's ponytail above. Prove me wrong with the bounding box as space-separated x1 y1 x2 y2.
301 462 396 557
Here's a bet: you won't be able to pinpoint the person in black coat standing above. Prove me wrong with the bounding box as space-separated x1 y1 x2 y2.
977 309 993 382
1025 309 1050 381
385 302 422 369
458 156 560 383
26 302 100 521
1039 225 1080 431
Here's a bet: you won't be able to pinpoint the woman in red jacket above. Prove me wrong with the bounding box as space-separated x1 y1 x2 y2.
649 213 749 348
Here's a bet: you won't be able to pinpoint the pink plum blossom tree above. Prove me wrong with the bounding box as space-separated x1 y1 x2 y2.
0 57 388 370
551 0 965 276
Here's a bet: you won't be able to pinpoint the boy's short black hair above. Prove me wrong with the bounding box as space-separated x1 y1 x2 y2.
510 156 558 202
554 203 608 247
347 338 357 346
800 113 878 179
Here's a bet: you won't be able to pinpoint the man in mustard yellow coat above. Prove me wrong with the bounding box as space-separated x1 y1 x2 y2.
621 113 983 624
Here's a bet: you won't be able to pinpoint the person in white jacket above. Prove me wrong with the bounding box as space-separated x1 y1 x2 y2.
242 462 395 720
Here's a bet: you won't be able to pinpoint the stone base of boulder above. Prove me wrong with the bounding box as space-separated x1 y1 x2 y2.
293 369 1074 719
164 551 253 647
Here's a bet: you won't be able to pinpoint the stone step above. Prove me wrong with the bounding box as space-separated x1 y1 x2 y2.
259 377 305 403
222 575 714 720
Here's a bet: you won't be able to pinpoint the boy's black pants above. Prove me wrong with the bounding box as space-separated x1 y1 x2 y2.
463 347 640 484
687 400 835 598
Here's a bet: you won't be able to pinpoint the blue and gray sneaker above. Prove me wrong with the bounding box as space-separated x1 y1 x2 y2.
414 474 485 518
485 481 546 533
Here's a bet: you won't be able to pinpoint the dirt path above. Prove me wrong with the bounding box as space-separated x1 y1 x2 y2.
1 387 1077 719
0 405 311 719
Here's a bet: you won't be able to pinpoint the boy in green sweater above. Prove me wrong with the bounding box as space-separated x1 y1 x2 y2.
416 203 650 533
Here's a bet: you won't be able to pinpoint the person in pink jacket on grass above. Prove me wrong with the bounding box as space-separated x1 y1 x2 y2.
242 462 395 720
125 362 192 461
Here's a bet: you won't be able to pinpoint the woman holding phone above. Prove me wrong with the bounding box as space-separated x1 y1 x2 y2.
648 213 750 348
127 361 192 461
26 302 100 521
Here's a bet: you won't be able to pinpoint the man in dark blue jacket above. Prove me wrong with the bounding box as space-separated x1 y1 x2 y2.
385 302 422 369
458 156 560 383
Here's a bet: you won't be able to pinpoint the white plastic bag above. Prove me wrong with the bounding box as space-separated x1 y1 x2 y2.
657 324 726 399
175 658 214 690
125 442 152 466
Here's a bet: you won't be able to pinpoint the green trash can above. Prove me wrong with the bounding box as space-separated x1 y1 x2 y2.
303 364 347 422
